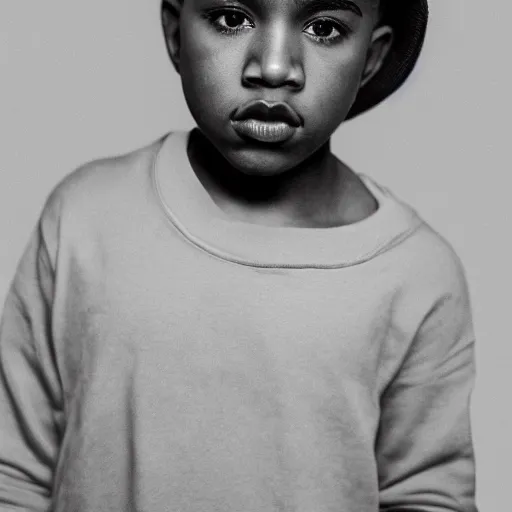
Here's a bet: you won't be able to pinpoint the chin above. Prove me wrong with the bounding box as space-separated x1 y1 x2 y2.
223 146 302 177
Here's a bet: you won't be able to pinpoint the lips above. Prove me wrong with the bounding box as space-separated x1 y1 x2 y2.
231 100 301 143
232 100 302 127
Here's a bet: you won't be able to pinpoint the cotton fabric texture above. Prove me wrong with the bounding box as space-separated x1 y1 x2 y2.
0 131 477 511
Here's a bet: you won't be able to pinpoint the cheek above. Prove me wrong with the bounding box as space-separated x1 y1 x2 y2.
304 44 368 122
180 24 240 109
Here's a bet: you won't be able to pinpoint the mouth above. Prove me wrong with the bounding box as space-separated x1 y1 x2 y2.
231 119 297 144
231 100 302 144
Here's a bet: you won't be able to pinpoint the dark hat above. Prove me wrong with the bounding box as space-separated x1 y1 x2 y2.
347 0 429 119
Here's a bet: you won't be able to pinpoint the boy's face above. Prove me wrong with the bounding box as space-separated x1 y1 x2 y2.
162 0 392 176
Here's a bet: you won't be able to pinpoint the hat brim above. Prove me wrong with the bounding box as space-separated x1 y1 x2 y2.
346 0 429 119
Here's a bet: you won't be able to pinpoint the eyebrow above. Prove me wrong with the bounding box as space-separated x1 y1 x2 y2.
293 0 363 17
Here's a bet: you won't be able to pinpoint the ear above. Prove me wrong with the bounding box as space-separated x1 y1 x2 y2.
161 0 184 74
360 25 394 89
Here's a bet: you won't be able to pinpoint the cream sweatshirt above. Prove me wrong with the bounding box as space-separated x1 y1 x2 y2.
0 131 477 511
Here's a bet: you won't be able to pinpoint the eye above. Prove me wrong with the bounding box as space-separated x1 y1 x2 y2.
304 19 348 43
208 9 254 34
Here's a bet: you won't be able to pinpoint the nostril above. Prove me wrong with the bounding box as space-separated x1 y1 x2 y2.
242 73 304 90
242 75 267 88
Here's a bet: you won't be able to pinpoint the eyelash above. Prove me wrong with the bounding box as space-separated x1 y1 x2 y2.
203 9 351 45
204 9 254 36
304 18 350 44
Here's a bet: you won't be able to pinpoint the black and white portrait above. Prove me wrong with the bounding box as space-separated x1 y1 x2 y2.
0 1 507 510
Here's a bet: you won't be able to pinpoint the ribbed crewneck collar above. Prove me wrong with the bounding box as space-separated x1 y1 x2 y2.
152 130 422 269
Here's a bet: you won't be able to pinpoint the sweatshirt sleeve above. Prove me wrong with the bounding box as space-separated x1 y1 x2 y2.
376 256 478 512
0 194 64 511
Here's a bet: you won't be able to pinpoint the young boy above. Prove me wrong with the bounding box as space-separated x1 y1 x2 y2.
0 0 478 510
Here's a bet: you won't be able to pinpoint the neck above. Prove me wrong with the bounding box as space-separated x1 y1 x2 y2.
187 128 349 227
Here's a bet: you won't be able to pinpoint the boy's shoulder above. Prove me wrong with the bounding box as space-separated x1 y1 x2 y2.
36 134 168 261
359 176 469 296
392 215 471 308
45 135 166 216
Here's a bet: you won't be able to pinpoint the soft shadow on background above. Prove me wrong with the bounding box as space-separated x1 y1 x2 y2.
0 1 508 509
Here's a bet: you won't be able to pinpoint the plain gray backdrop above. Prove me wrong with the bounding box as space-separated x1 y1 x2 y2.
0 1 509 509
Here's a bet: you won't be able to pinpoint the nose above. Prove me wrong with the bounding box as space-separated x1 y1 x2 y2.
242 22 305 90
